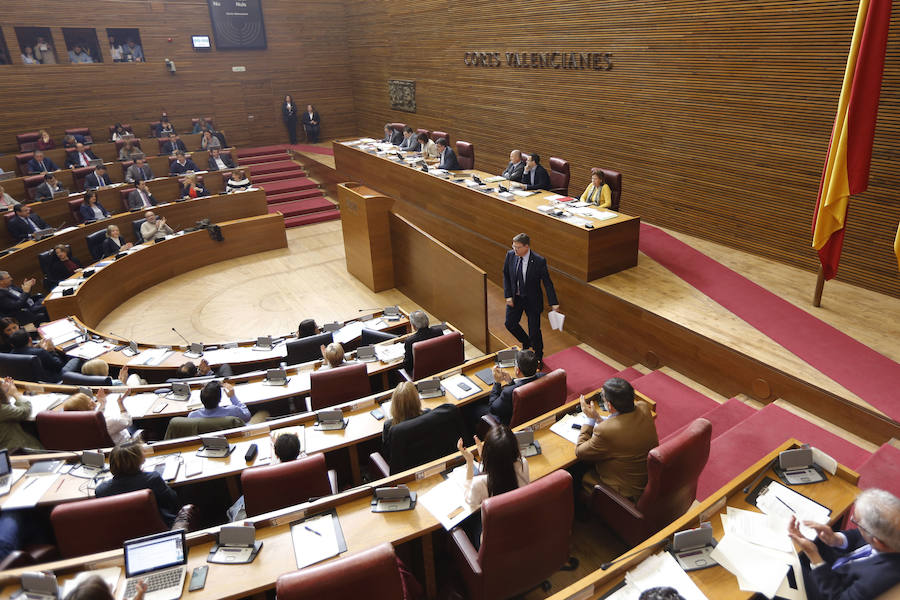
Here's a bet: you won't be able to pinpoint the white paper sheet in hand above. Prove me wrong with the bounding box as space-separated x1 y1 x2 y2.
723 506 793 552
711 529 789 599
548 310 565 331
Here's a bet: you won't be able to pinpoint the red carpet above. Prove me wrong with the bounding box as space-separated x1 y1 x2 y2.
662 397 755 443
697 403 871 500
631 371 719 440
611 367 644 382
857 444 900 497
638 224 900 421
541 347 617 400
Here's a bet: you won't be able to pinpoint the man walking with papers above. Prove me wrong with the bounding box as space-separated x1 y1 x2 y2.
502 233 559 365
787 488 900 600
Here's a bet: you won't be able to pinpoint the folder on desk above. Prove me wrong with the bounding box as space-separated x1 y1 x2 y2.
290 510 347 569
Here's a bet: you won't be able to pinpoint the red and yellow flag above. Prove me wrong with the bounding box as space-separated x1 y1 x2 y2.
812 0 892 279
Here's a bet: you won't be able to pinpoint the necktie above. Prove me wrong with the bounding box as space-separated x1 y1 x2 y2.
832 544 872 570
81 152 88 166
28 217 39 232
141 191 149 207
515 256 525 296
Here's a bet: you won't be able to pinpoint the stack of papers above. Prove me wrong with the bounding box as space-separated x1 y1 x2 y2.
442 374 480 399
116 393 159 418
4 473 60 509
334 321 366 345
483 175 505 183
419 465 476 530
40 319 83 346
511 189 535 197
68 340 117 360
606 552 709 600
374 343 404 363
26 393 69 418
755 480 830 539
128 347 174 366
548 311 565 331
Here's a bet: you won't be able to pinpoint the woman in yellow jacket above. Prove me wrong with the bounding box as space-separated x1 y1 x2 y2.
579 169 612 208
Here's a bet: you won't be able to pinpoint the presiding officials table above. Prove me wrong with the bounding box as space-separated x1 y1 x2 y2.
333 140 640 281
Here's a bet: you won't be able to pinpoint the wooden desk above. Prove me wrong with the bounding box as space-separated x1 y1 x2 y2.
333 141 640 281
0 189 268 294
44 210 285 326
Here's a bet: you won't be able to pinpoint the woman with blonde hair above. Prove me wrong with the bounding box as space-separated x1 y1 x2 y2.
63 388 134 445
317 342 346 370
381 382 425 462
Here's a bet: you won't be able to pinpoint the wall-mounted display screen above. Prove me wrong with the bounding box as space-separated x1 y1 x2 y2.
207 0 267 50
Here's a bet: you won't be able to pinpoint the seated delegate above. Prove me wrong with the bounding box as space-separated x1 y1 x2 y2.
140 211 174 242
470 349 542 427
200 131 221 151
79 190 111 222
180 174 208 199
381 382 427 463
225 170 251 192
169 151 198 175
403 310 443 374
125 157 153 183
62 388 134 445
0 185 20 211
119 140 144 162
518 153 551 191
417 132 439 159
398 126 418 151
580 168 611 208
435 137 460 170
127 180 157 210
161 133 187 156
0 270 49 324
208 148 235 171
83 165 112 190
8 329 80 381
26 150 58 174
65 142 99 168
188 380 251 423
102 224 133 257
501 150 526 183
7 204 51 242
34 174 66 201
0 378 43 451
45 244 82 288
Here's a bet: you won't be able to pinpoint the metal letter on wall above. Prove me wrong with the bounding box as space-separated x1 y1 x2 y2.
388 80 416 113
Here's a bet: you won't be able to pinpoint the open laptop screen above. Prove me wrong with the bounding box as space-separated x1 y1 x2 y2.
124 530 187 577
0 450 10 477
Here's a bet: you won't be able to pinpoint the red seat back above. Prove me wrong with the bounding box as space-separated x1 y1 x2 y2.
242 454 333 517
309 363 371 410
591 167 622 210
276 542 403 600
51 489 167 558
389 122 406 132
71 166 94 192
24 175 47 201
456 141 475 170
510 369 567 428
16 152 34 175
411 331 464 380
415 128 430 138
549 157 570 195
68 198 85 223
17 132 41 152
36 411 114 450
430 131 449 144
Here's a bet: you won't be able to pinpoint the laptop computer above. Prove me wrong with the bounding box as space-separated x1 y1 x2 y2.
87 158 104 168
167 382 191 402
15 572 58 600
0 450 12 495
121 530 187 600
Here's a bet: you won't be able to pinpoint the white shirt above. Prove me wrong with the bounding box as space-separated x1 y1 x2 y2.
214 157 227 170
464 457 530 508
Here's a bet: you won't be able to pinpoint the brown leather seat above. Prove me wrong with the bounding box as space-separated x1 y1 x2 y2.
51 489 168 558
23 175 45 202
450 470 576 600
71 166 94 192
119 187 135 211
242 454 336 517
148 121 161 137
591 167 622 210
276 542 405 600
65 127 92 143
16 152 34 176
548 157 570 196
415 128 430 138
510 369 567 427
430 131 449 145
36 411 114 451
389 122 406 133
456 141 475 170
68 198 84 223
17 132 41 152
309 363 371 411
411 331 464 380
587 417 712 545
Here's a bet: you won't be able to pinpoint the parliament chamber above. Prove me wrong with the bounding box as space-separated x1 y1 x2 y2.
1 1 899 599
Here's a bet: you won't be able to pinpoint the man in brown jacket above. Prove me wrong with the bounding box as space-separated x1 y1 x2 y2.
575 378 658 501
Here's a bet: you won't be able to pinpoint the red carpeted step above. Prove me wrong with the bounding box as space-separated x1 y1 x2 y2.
252 170 306 184
631 371 720 441
248 161 304 176
237 145 289 158
661 398 755 443
266 189 325 204
857 444 900 496
267 197 335 218
541 347 618 400
697 404 872 500
611 367 644 382
284 209 341 227
258 178 318 194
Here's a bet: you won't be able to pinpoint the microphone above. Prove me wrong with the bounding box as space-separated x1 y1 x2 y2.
599 536 670 570
357 307 381 312
742 456 779 494
171 327 191 346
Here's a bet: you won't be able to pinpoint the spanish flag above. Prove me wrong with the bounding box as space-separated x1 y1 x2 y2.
812 0 892 279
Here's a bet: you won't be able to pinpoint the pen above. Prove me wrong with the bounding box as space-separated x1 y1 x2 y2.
23 477 38 489
304 525 321 537
776 496 795 513
54 479 65 493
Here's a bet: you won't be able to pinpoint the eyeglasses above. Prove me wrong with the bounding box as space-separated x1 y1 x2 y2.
850 516 871 536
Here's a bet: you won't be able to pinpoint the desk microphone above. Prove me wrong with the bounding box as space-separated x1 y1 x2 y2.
171 327 191 346
357 307 381 312
742 456 779 494
599 536 670 570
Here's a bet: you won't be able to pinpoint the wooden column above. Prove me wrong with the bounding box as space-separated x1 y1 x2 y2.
337 182 395 292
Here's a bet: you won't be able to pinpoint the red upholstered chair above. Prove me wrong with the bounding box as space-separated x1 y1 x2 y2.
456 141 475 170
17 132 41 152
71 166 94 192
411 331 464 381
415 128 430 138
389 122 406 132
119 187 135 211
36 411 114 451
592 167 622 210
16 152 34 176
510 369 567 427
51 489 168 558
588 417 712 546
450 470 576 600
65 128 93 144
276 542 404 600
68 198 85 223
309 363 371 411
548 157 570 196
431 131 449 144
241 454 337 517
24 175 46 202
158 138 170 155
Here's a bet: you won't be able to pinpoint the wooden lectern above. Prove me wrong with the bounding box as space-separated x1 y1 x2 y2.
337 183 395 292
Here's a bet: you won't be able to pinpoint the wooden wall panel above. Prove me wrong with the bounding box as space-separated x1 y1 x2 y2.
344 0 900 298
0 0 356 153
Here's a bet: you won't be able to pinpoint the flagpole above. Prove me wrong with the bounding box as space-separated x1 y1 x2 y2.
813 266 826 307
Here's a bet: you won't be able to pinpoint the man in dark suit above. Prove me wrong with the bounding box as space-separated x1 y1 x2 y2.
382 123 403 145
65 142 98 168
435 138 461 170
26 150 58 174
207 148 235 171
301 104 321 143
502 232 559 363
520 152 551 191
479 349 543 426
124 157 153 183
8 329 77 380
398 126 419 151
33 174 66 202
501 149 526 183
7 205 50 242
83 165 111 189
161 133 187 156
0 273 49 325
127 180 158 210
169 151 197 175
788 488 900 600
402 310 444 375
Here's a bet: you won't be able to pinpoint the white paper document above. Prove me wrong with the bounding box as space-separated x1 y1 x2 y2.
119 393 159 418
549 413 589 444
754 480 831 540
26 393 69 418
548 310 565 331
290 512 344 569
511 189 535 197
443 374 480 400
375 342 405 363
609 552 709 600
4 474 60 509
333 321 366 345
419 474 475 531
68 340 117 360
128 347 174 366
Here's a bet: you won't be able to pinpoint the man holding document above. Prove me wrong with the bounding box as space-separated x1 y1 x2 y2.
787 487 900 600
